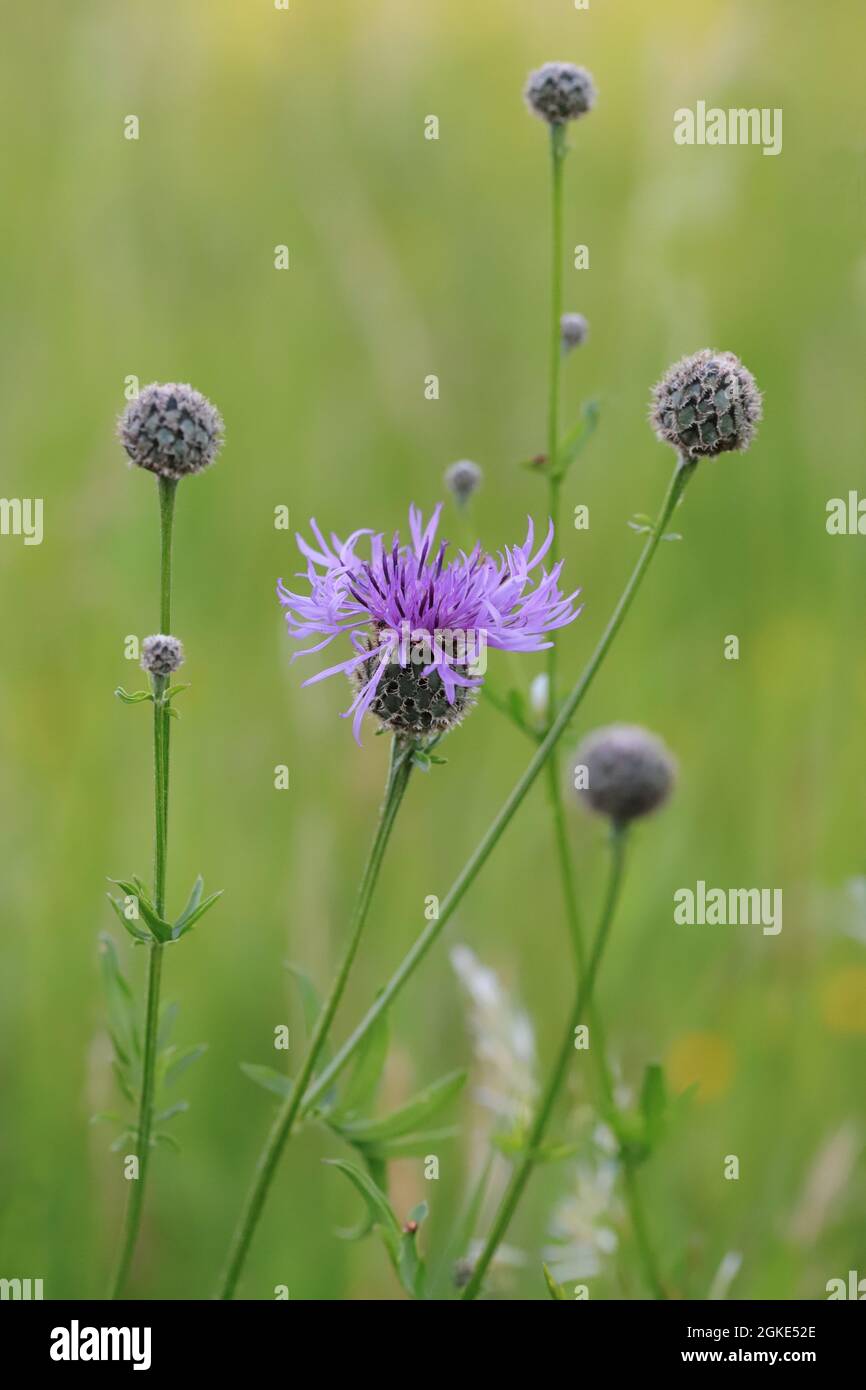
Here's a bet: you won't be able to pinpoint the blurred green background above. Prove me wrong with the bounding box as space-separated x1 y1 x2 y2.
1 0 864 1300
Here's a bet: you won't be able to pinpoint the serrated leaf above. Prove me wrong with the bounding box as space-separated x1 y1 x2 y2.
543 1263 567 1300
335 1070 466 1144
240 1062 294 1100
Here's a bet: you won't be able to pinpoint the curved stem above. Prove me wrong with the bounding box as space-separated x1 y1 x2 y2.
109 476 177 1299
218 736 414 1299
300 455 694 1116
461 825 628 1300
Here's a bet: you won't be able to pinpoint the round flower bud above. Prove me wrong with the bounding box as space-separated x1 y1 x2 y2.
574 724 676 825
650 350 761 459
140 634 185 678
561 312 589 353
524 63 597 125
119 383 224 480
444 459 483 506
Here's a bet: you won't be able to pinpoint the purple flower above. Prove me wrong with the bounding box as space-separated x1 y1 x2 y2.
277 505 582 743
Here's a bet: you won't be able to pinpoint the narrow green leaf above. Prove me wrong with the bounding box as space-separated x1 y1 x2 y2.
164 1043 207 1088
285 964 332 1069
357 1127 458 1160
99 934 139 1062
555 398 600 479
640 1063 668 1149
174 875 204 929
158 1000 179 1050
332 1003 390 1120
107 879 173 943
397 1229 425 1299
171 889 223 940
543 1263 567 1300
154 1131 182 1152
240 1062 294 1100
106 894 151 944
114 687 153 705
323 1158 401 1260
335 1070 466 1144
154 1100 189 1124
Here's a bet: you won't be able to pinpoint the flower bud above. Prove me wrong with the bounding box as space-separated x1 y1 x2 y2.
444 459 483 506
574 724 676 825
524 63 596 126
561 313 589 353
119 383 224 480
140 634 184 678
650 350 761 459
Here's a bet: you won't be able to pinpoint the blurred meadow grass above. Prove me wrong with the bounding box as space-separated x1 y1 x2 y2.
0 0 864 1298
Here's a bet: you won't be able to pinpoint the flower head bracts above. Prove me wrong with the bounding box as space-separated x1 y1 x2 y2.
277 505 582 742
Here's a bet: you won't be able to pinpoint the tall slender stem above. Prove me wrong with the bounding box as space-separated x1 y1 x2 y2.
461 826 628 1300
109 476 177 1299
546 123 566 709
300 455 694 1117
218 736 414 1299
538 120 666 1294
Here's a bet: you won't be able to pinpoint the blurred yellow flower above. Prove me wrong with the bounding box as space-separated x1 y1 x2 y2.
666 1031 734 1102
820 968 866 1035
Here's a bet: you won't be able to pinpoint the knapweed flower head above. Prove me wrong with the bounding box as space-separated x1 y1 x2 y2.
650 350 761 459
524 63 596 125
277 505 581 743
561 312 589 353
119 383 224 480
140 634 184 677
444 458 482 506
574 723 676 825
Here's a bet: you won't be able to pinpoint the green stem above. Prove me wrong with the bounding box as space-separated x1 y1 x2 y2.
622 1160 666 1299
546 123 566 708
109 477 177 1299
461 825 629 1300
300 454 695 1117
218 736 414 1299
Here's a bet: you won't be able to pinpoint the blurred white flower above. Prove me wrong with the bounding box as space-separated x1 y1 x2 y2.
543 1157 621 1282
708 1251 743 1300
450 944 537 1132
529 672 549 722
788 1122 861 1244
